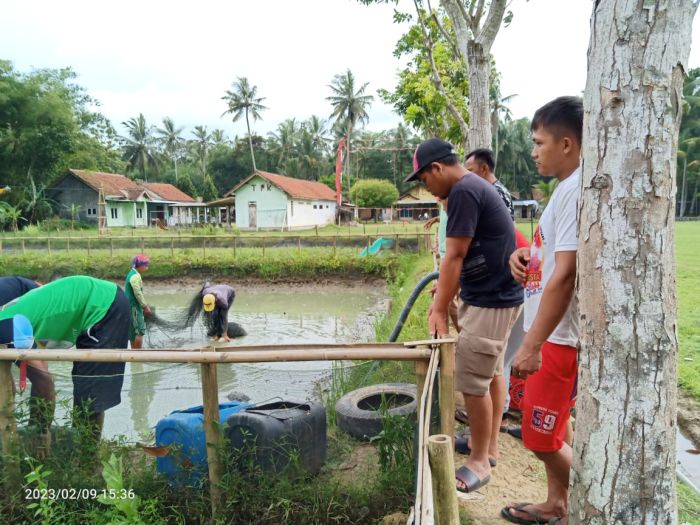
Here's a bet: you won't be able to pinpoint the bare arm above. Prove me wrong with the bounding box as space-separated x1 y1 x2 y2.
512 250 576 375
429 236 471 337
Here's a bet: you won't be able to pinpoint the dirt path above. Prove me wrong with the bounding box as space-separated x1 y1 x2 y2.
452 424 547 524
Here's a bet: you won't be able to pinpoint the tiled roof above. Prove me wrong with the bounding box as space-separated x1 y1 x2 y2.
227 170 336 201
143 183 196 203
69 170 141 198
64 170 195 203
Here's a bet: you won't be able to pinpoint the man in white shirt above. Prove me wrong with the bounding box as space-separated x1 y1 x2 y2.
502 96 583 525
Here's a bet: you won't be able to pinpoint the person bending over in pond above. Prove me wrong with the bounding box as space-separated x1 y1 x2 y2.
185 283 236 342
0 276 130 455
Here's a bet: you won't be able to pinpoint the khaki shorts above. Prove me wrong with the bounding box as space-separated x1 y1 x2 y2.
455 303 522 396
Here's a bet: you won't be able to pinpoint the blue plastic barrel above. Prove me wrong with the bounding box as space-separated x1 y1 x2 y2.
155 401 250 486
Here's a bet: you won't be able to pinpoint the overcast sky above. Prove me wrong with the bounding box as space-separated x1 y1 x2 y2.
2 0 700 140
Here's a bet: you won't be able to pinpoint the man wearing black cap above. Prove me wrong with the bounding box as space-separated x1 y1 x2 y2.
406 138 523 493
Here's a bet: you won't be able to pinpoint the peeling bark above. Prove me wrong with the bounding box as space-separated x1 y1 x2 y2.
439 0 506 151
573 2 697 524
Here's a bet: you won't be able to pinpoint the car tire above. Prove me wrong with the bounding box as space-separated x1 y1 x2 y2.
335 383 417 440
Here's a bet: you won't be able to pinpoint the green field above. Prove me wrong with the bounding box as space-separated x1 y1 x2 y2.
676 222 700 400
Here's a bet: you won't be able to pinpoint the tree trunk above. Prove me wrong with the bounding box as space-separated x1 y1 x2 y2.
440 0 506 153
572 2 697 524
465 40 491 151
245 111 257 172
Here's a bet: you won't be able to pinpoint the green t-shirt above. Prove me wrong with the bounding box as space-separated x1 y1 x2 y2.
0 276 117 345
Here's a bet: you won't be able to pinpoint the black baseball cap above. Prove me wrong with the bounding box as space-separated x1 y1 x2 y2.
403 138 457 183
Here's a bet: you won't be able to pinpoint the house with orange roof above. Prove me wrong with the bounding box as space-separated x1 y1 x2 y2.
225 170 337 230
50 170 199 228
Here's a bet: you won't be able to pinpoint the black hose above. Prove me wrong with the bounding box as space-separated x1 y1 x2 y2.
388 271 440 342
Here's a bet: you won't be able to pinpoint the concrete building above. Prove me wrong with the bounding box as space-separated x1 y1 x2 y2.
225 171 336 230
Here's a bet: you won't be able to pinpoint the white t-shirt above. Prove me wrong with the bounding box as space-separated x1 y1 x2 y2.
523 168 580 347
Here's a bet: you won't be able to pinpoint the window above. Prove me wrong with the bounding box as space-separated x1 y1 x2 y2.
313 204 317 209
86 208 96 217
110 208 118 219
136 208 143 219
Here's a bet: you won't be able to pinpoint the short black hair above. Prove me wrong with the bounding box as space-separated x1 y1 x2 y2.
465 148 496 172
531 96 583 145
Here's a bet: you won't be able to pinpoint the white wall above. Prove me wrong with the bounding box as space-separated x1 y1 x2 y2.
287 199 336 229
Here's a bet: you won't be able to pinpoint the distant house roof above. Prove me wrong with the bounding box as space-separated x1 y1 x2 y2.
68 170 142 199
397 185 437 205
143 183 196 203
57 170 195 203
226 170 336 201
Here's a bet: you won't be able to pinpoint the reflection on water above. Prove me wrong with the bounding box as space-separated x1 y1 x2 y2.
36 283 387 441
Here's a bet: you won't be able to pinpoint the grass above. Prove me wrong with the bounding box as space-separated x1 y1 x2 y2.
676 222 700 401
680 480 700 525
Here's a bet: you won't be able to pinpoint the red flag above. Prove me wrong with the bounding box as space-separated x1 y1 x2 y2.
335 138 346 206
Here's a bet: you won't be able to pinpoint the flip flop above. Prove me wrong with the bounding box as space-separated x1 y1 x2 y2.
455 465 490 493
500 503 558 525
455 408 469 424
506 426 523 439
454 437 497 467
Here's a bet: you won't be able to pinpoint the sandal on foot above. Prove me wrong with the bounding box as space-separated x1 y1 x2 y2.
455 465 490 493
454 437 497 467
500 503 558 525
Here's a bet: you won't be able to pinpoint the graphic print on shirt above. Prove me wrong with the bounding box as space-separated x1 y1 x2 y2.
525 226 544 298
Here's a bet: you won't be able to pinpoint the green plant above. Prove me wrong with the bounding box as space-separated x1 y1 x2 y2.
24 460 61 525
97 453 146 524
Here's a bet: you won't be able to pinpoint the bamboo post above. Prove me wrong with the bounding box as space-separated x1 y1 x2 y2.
201 348 222 516
394 234 399 254
415 354 429 414
0 360 20 489
428 435 460 525
315 225 318 236
140 237 145 253
47 238 51 256
438 341 455 438
21 239 25 255
67 237 71 253
170 237 174 257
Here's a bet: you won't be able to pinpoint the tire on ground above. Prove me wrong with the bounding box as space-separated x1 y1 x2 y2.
335 383 417 440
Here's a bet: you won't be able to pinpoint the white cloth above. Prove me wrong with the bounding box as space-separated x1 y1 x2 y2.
523 168 580 347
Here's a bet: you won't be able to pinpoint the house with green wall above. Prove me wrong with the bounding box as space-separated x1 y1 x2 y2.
50 170 197 228
226 171 337 230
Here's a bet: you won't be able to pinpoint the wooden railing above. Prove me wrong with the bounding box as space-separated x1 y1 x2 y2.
0 339 456 523
0 233 434 258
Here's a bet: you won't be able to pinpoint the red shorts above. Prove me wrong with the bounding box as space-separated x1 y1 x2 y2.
521 341 577 452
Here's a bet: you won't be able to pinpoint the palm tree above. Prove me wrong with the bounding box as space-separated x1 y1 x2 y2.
267 118 298 170
221 77 267 171
156 117 185 182
191 126 213 178
121 113 158 181
326 69 374 194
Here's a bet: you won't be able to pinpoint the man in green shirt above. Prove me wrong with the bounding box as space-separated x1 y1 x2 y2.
125 254 152 349
0 276 130 446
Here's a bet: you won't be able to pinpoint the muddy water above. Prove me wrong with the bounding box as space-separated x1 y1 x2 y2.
42 282 389 441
